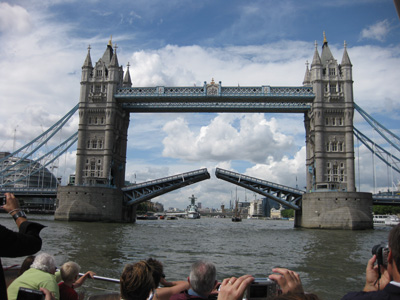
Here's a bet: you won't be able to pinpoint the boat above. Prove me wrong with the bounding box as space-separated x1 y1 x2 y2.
186 195 200 219
232 199 242 222
373 214 400 226
231 188 242 222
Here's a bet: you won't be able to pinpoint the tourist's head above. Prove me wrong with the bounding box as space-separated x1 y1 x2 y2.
189 260 216 297
31 253 56 274
146 258 164 287
120 261 155 300
389 223 400 273
60 261 81 283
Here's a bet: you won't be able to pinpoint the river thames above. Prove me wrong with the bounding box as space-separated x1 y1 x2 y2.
1 214 392 300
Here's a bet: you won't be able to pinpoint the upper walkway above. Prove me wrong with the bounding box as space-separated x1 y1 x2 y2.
115 84 314 113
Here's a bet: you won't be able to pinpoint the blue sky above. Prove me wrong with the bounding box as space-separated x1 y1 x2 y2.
0 0 399 209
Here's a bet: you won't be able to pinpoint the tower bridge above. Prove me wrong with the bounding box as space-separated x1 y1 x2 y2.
53 36 398 228
3 36 399 228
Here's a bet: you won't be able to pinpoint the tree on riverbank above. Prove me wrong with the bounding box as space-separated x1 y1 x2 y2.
373 205 400 215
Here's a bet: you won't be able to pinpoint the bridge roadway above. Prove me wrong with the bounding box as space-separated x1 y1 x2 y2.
2 169 399 206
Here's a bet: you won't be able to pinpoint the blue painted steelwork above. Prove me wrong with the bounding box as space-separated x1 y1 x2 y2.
354 102 400 153
119 101 312 113
0 187 57 197
372 195 400 205
1 133 78 187
116 85 314 98
354 127 400 174
215 168 303 210
122 168 210 205
115 84 314 113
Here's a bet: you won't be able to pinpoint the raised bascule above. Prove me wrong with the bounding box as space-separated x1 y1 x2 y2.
55 35 374 229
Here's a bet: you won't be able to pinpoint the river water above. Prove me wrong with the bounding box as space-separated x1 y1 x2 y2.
1 214 392 300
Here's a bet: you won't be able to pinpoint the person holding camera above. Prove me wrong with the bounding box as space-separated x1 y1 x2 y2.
217 268 319 300
341 223 400 299
0 193 45 300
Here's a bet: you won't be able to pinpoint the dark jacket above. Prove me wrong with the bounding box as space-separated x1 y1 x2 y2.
0 221 45 300
341 283 400 300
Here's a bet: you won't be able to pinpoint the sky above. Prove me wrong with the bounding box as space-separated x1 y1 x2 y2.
0 0 399 209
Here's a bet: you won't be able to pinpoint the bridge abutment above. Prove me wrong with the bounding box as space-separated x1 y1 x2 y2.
295 191 373 229
55 186 136 222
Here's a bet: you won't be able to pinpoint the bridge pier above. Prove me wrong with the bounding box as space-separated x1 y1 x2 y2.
295 192 373 229
55 186 136 222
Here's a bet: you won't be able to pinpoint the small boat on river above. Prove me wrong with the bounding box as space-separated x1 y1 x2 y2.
232 200 242 222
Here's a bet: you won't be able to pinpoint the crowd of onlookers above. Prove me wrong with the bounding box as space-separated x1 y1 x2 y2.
2 192 400 300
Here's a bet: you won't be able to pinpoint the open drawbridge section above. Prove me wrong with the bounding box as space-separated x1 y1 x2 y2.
122 168 210 205
215 168 303 210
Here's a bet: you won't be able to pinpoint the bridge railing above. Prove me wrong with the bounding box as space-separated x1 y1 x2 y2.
216 168 304 195
115 85 314 98
122 168 209 190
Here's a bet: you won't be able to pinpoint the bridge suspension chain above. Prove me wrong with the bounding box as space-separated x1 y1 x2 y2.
354 127 400 175
354 102 400 153
0 104 79 187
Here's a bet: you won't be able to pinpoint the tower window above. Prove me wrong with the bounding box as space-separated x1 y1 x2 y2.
329 68 336 76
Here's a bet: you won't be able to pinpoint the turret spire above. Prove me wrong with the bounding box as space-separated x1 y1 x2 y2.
123 62 132 87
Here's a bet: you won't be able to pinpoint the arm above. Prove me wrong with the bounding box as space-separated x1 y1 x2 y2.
155 280 190 300
268 268 304 295
363 255 391 292
40 288 56 300
0 193 44 257
217 275 254 300
73 271 96 289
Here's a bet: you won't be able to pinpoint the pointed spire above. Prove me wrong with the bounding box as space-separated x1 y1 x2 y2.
110 43 119 67
303 60 311 86
341 41 352 66
123 62 132 87
320 32 334 64
82 45 93 68
323 31 328 47
311 40 321 67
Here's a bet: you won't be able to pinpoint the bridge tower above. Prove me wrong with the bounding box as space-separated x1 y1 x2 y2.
299 34 372 229
55 40 135 222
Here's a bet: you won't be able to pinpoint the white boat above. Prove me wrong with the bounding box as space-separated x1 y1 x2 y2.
373 214 400 226
186 194 200 219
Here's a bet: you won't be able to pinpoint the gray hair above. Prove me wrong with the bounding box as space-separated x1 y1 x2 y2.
31 253 56 273
189 260 216 297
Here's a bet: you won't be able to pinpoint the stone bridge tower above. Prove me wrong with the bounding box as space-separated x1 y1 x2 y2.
55 40 135 222
303 34 356 192
75 40 130 188
298 34 372 229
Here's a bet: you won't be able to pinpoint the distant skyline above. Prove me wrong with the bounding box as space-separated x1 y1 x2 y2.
1 0 399 209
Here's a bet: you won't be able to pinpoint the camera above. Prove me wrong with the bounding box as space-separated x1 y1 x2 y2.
16 287 45 300
372 243 389 268
245 278 279 300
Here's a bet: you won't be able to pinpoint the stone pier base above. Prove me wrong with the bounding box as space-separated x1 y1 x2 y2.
55 186 136 222
294 191 373 230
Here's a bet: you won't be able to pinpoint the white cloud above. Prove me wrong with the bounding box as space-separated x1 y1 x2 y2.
162 113 296 163
0 3 32 34
360 19 391 42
